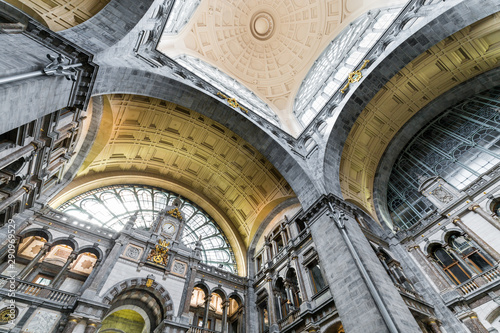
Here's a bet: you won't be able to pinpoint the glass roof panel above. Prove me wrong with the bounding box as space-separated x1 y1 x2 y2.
57 185 237 273
163 0 201 35
175 55 281 127
294 8 401 127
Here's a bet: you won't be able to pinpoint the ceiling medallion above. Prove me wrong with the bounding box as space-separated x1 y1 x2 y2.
250 12 275 41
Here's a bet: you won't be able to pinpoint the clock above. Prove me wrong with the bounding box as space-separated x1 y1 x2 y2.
161 222 177 236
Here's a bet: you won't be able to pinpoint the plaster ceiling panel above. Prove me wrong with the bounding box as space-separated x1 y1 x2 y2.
5 0 110 31
76 94 296 246
339 13 500 221
158 0 407 134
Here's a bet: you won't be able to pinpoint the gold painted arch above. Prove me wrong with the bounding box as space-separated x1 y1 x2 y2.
5 0 110 31
339 12 500 224
50 94 297 275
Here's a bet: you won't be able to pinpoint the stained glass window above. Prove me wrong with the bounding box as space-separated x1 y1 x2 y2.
57 185 237 273
387 87 500 229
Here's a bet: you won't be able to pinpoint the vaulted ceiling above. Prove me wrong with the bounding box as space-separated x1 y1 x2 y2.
157 0 406 134
5 0 110 31
339 13 500 222
50 94 296 273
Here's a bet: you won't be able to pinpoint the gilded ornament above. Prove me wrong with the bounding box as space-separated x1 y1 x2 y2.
147 239 170 266
167 207 183 220
217 92 248 113
340 60 370 94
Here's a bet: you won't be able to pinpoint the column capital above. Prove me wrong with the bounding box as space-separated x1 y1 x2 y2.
452 216 462 223
407 245 420 252
468 204 480 211
305 323 320 333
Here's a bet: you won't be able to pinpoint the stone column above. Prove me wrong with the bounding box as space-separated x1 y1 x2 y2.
0 143 36 170
408 245 452 291
221 301 228 333
82 239 124 298
265 274 278 326
427 318 442 333
0 187 28 212
307 199 421 333
469 204 500 231
453 217 500 262
444 244 475 277
181 264 198 315
290 254 308 302
202 295 212 329
17 243 50 279
264 238 272 263
462 313 489 333
275 293 282 320
84 321 100 333
284 281 293 308
62 316 80 333
51 252 77 287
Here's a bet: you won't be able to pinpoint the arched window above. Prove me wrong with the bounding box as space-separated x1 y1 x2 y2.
449 234 492 274
432 246 470 285
285 269 302 308
58 184 237 273
257 295 269 333
493 201 500 218
275 277 288 319
387 87 500 229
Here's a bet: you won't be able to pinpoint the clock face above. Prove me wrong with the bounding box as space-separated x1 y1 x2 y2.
162 222 176 235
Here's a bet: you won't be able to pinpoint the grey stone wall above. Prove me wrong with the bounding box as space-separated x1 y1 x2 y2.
307 199 420 333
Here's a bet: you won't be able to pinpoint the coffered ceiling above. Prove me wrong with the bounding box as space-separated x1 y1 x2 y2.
56 94 296 253
5 0 109 31
339 13 500 222
157 0 406 134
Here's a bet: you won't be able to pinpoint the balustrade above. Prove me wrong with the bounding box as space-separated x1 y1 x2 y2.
277 308 300 330
188 325 221 333
456 265 500 295
0 275 77 304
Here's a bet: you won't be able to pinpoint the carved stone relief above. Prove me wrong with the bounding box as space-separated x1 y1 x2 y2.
123 244 144 262
172 260 187 277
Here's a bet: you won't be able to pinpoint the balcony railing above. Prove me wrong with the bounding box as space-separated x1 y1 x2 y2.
277 308 300 330
187 325 220 333
0 275 77 305
395 284 424 302
457 266 500 295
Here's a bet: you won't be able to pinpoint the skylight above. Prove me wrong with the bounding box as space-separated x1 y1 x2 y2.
294 8 401 127
163 0 201 35
57 185 237 273
175 55 281 127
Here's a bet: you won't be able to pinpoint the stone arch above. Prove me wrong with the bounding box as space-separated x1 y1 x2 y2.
322 320 343 333
442 229 464 245
101 277 175 320
19 228 52 243
210 287 227 302
192 281 211 298
227 292 243 307
91 69 318 206
424 242 446 256
77 245 103 259
322 0 500 200
486 306 500 325
51 237 79 252
59 0 155 53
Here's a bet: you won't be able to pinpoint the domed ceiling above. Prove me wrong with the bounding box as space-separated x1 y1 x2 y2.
157 0 406 135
